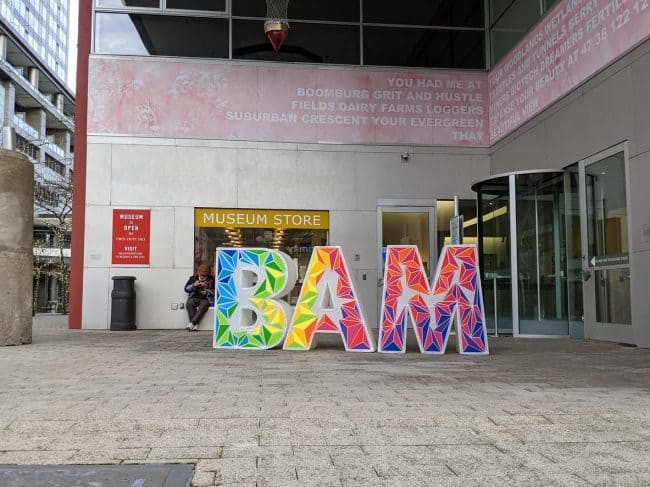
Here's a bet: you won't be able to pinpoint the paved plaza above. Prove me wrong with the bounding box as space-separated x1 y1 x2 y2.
0 315 649 486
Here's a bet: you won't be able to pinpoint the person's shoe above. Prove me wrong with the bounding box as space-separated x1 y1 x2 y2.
186 322 193 331
190 323 199 332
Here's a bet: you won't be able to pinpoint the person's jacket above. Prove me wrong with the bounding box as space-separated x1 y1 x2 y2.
184 274 215 305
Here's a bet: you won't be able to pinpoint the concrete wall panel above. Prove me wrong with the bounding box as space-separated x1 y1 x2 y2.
629 150 650 253
149 207 174 268
355 152 475 211
632 50 650 155
491 123 548 173
297 150 357 211
81 267 111 329
173 206 194 269
237 148 299 209
111 144 238 207
86 144 111 205
83 205 112 268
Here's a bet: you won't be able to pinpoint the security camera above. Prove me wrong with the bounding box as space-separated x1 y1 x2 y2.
401 153 410 162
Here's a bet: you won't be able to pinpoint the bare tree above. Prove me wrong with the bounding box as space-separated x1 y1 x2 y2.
32 157 72 314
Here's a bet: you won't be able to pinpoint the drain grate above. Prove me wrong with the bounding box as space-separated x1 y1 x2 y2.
0 464 194 487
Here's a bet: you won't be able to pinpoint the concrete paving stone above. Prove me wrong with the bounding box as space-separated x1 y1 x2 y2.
220 444 292 458
41 433 129 451
0 432 51 450
6 420 75 434
503 423 649 443
1 317 650 486
196 457 257 478
198 418 257 430
189 468 215 487
257 449 332 469
529 441 650 474
0 449 76 464
120 432 224 449
581 472 650 486
259 430 328 446
148 446 223 460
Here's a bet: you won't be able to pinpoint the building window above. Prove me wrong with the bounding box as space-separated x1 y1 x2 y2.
94 1 487 69
488 0 559 65
95 13 229 58
232 20 360 65
194 208 329 305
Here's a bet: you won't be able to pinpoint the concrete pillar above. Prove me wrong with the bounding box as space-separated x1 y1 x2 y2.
53 93 64 112
26 108 45 140
0 149 33 346
0 35 6 61
27 67 39 90
3 81 15 126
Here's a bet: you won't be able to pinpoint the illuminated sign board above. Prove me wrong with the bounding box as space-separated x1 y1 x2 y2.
195 208 329 230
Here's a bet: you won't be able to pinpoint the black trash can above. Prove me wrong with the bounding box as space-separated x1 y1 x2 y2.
110 276 137 331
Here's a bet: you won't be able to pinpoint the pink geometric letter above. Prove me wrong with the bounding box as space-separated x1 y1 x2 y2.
379 245 488 354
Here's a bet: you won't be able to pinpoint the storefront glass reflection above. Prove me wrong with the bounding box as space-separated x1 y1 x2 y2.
516 172 568 335
476 177 512 334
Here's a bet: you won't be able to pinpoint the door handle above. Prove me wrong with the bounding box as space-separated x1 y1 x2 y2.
582 270 591 282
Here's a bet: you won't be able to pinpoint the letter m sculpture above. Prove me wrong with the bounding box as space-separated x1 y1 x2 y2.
379 245 488 354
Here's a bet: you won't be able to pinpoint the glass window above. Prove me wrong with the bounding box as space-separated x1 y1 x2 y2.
364 27 484 69
490 0 540 64
233 0 359 22
585 152 628 263
564 164 583 337
365 0 484 27
489 0 512 25
476 177 512 333
194 209 329 306
233 20 360 65
166 0 226 12
595 269 631 325
516 172 568 335
436 199 477 251
95 13 229 58
544 0 561 11
96 0 160 8
381 211 431 274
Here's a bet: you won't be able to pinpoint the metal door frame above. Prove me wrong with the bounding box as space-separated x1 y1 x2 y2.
376 199 437 326
578 141 635 344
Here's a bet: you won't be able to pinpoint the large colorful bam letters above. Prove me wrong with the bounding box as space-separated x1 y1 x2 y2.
214 248 296 349
214 245 488 354
379 245 488 354
284 246 374 352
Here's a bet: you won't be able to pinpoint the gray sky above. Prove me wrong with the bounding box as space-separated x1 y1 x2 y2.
67 0 78 91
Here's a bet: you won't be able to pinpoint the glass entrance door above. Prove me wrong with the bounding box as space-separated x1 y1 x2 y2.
377 203 436 320
579 145 634 343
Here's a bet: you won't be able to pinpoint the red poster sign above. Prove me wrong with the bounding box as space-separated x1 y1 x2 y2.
111 209 151 265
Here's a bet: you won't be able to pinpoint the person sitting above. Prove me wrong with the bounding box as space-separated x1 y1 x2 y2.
184 264 215 331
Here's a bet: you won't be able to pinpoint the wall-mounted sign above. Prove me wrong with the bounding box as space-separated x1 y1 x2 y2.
88 58 489 146
111 209 151 265
489 0 650 142
450 215 464 245
195 208 329 230
590 254 629 267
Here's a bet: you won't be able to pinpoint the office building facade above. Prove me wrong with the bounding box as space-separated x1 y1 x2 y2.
71 0 650 348
0 0 74 312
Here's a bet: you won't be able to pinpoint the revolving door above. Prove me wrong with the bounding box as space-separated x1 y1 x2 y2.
472 170 583 337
